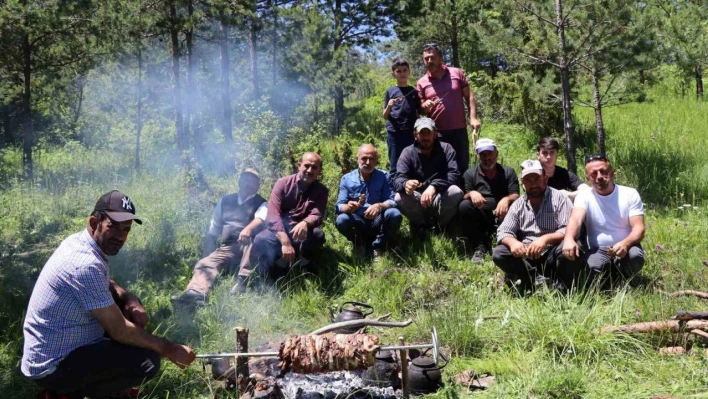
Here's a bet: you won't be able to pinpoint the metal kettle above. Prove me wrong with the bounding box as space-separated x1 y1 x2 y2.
407 355 446 395
331 301 374 333
362 350 401 388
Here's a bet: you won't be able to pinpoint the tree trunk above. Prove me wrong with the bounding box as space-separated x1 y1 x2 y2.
555 0 577 174
639 69 645 84
592 66 606 154
219 18 233 143
450 0 459 68
169 1 187 154
249 15 259 99
73 77 85 139
271 0 278 84
0 104 12 148
697 65 704 99
22 31 33 181
186 0 201 153
135 45 143 172
333 0 344 134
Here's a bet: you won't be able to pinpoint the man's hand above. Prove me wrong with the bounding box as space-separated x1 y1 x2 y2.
290 221 309 242
281 243 296 263
422 99 436 112
364 203 382 219
610 242 629 259
495 198 511 219
509 241 527 258
563 239 580 261
469 117 481 131
164 343 196 369
405 180 421 195
467 191 485 208
238 227 253 245
341 201 361 214
526 238 547 260
122 294 147 328
387 97 402 108
420 185 436 208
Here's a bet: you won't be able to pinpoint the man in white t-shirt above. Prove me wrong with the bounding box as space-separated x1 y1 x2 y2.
562 155 645 283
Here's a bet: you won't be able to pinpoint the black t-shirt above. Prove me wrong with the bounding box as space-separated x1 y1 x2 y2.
463 164 520 206
384 86 419 133
547 165 583 191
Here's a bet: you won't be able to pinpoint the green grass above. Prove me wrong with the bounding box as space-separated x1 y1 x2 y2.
2 94 708 398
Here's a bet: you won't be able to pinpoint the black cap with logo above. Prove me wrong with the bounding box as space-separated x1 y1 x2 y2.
93 190 143 225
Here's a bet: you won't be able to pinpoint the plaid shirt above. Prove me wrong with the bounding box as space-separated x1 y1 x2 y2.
22 229 115 377
497 187 572 245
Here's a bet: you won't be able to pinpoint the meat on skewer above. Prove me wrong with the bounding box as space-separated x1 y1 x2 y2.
278 333 380 376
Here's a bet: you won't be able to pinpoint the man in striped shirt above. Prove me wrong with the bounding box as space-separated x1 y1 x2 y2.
493 160 575 290
22 191 195 398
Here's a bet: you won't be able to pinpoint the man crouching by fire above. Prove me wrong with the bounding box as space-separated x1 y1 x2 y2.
239 152 328 292
22 191 195 399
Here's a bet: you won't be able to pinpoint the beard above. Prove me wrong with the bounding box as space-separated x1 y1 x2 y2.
526 188 544 199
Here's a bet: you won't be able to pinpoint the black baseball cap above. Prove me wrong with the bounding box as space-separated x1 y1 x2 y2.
93 190 142 224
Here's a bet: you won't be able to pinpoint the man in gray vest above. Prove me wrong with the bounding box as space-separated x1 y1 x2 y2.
171 168 267 306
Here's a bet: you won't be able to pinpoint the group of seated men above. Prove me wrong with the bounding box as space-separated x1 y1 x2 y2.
21 117 646 398
170 116 646 307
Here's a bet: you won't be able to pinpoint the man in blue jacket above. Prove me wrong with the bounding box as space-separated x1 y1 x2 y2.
336 144 402 258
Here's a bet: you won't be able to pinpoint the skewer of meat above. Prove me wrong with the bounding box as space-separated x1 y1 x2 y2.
278 333 380 376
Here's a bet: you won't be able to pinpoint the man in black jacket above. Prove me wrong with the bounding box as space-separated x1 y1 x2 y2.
458 139 520 263
393 117 463 234
171 168 267 306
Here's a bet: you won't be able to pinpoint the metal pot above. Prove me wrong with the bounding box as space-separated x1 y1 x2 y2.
407 356 443 395
331 301 374 333
362 350 400 388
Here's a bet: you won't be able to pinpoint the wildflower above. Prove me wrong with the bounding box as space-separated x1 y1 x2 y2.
693 206 699 211
635 309 641 317
677 206 684 210
669 247 676 254
683 204 691 207
382 268 389 277
655 244 664 251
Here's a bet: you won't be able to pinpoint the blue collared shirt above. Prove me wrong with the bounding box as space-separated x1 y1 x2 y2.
336 169 396 216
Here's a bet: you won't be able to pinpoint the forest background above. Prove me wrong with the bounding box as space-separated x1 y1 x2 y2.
1 0 708 397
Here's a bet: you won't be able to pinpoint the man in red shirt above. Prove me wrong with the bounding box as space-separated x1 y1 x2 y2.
417 43 481 175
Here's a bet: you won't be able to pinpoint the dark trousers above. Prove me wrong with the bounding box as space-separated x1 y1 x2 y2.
387 129 415 175
249 218 325 278
492 243 578 288
32 340 160 399
438 128 469 175
457 199 496 252
335 209 402 250
580 245 645 284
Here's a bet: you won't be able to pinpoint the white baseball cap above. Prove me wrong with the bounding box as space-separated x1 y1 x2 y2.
475 138 497 153
520 159 543 178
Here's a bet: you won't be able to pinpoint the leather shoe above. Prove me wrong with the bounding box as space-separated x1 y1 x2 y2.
170 289 206 307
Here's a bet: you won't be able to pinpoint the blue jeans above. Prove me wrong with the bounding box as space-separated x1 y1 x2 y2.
248 217 325 278
335 208 402 250
387 130 415 175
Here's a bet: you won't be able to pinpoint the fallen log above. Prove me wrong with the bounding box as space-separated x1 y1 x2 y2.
673 311 708 321
599 319 708 334
669 290 708 299
690 329 708 341
310 318 413 335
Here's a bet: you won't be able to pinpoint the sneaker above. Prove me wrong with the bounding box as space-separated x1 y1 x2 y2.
471 249 486 264
372 249 383 263
170 289 206 307
229 275 249 296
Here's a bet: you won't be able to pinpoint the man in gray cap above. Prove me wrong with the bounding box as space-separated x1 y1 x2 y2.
493 160 574 290
392 117 463 235
22 190 195 399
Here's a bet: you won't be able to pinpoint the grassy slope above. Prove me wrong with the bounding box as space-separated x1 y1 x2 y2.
2 95 708 398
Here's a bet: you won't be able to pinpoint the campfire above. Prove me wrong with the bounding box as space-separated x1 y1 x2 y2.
197 313 446 399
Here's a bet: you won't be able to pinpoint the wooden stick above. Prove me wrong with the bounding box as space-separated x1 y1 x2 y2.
234 327 250 395
310 318 413 335
669 290 708 299
690 329 708 341
599 319 708 334
398 336 409 399
674 311 708 321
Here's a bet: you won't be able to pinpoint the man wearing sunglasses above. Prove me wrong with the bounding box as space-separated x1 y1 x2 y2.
416 43 481 175
562 155 646 284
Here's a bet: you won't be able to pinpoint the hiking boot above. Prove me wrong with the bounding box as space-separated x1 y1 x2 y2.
471 249 486 264
170 289 206 307
229 275 249 296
